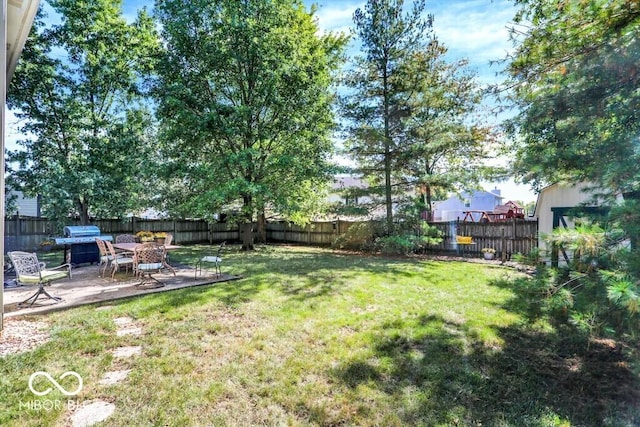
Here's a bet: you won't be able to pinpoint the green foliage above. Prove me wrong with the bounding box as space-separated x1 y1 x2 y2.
331 222 382 252
342 0 434 231
343 0 500 226
505 222 640 346
154 0 346 249
331 219 442 255
376 234 415 255
7 1 159 226
504 0 640 194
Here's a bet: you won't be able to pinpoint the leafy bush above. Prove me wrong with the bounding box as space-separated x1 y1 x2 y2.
503 222 640 346
376 235 415 255
332 220 443 255
376 223 443 255
331 222 381 252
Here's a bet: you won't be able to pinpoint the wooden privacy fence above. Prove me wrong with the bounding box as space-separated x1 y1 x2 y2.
426 219 539 257
266 220 353 246
3 216 238 253
267 219 539 256
4 216 538 256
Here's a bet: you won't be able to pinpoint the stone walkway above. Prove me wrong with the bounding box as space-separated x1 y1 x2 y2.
68 314 143 426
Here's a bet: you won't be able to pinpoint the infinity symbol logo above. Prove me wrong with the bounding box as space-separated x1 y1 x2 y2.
28 371 83 396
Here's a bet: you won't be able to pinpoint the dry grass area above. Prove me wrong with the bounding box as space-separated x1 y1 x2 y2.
1 245 638 426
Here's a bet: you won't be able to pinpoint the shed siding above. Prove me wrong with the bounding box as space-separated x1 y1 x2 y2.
534 182 597 252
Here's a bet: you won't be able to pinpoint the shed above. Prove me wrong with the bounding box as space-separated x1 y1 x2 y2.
533 182 604 254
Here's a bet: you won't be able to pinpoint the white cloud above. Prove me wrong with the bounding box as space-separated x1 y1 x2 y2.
311 1 362 35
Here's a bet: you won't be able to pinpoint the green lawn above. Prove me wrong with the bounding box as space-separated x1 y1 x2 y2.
1 245 638 426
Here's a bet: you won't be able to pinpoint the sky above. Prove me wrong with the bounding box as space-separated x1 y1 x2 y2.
6 0 537 203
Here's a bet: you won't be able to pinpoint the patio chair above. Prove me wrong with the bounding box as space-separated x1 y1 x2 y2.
96 238 118 277
105 240 134 280
133 242 176 287
115 234 137 244
194 241 225 279
8 251 71 307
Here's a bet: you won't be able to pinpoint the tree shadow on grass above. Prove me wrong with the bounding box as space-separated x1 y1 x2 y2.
331 313 640 426
110 277 261 317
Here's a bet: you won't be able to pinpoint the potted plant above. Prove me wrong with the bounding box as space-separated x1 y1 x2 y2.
154 231 168 244
135 230 154 242
39 239 56 252
481 247 496 260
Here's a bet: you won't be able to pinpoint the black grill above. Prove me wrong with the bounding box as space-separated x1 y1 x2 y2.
53 226 113 265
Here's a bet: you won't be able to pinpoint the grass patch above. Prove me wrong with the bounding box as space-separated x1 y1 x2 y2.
1 245 638 426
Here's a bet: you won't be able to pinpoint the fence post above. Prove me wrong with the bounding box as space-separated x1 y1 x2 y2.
173 219 178 244
501 228 507 263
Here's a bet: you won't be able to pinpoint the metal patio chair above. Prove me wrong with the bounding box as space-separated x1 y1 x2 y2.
115 234 137 244
105 240 135 280
8 251 71 307
133 243 176 287
195 241 226 279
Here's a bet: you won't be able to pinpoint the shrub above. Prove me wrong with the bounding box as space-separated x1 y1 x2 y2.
376 235 415 255
331 222 380 252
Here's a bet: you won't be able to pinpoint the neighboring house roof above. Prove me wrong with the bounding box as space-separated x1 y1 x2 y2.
6 0 40 81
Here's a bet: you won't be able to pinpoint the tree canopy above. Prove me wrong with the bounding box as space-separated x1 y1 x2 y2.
342 0 498 226
7 0 159 226
342 0 433 232
505 0 640 196
153 0 346 249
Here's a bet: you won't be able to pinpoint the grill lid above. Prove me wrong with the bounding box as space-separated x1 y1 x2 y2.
63 225 102 237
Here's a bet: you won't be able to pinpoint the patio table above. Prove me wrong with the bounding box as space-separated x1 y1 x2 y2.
112 243 181 252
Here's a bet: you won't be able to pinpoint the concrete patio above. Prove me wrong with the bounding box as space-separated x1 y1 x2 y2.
3 263 241 317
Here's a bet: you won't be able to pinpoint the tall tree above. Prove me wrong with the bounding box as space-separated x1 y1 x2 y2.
7 0 159 226
343 0 497 227
504 0 640 196
342 0 433 232
154 0 345 250
399 42 499 221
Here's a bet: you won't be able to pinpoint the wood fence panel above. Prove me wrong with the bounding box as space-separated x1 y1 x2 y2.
5 217 538 256
265 219 538 256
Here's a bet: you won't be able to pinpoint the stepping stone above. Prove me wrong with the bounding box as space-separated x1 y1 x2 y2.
112 346 142 358
113 317 135 327
99 369 132 386
70 400 115 427
116 327 142 337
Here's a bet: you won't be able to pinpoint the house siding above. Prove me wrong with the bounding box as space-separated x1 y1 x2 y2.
432 190 503 222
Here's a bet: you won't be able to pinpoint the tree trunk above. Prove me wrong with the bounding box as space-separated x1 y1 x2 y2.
425 184 433 222
383 65 393 234
77 199 90 225
241 221 254 251
257 211 267 244
622 190 640 250
241 195 255 251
